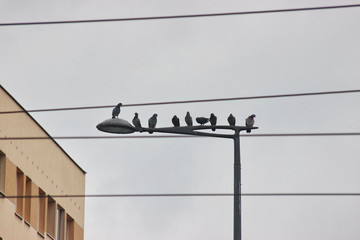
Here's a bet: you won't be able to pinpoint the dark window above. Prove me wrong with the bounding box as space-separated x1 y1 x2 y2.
16 169 25 216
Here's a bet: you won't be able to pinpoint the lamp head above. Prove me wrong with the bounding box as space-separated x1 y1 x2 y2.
97 118 135 134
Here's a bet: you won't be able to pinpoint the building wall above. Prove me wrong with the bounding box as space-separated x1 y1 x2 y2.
0 86 86 240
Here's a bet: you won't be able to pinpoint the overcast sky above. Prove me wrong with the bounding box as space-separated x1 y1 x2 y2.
1 0 360 239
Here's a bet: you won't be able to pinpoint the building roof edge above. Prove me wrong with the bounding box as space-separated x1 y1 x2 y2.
0 85 87 174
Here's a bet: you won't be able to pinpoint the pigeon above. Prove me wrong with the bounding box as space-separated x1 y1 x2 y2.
196 117 209 125
245 114 256 133
172 115 180 127
209 113 217 131
185 112 193 126
227 114 236 126
132 112 142 129
148 114 158 134
112 103 122 118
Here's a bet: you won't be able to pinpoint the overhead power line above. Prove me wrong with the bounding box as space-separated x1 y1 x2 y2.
1 4 360 27
1 89 359 115
1 133 360 140
2 193 360 199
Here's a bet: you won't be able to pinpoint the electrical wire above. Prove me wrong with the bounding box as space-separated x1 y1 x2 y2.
1 4 360 27
1 89 359 115
2 193 360 199
1 133 360 140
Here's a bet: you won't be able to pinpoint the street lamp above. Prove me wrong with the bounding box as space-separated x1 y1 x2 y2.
97 116 257 240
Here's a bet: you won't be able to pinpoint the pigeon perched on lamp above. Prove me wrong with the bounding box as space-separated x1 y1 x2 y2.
148 114 158 134
227 114 236 126
185 112 193 126
245 114 256 133
112 103 122 118
132 113 142 129
210 113 217 131
196 117 209 125
172 115 180 127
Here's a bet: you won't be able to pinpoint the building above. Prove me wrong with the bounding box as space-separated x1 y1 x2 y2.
0 86 86 240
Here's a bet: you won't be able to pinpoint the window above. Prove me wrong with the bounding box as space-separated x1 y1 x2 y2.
16 168 25 216
24 176 32 223
0 153 5 193
38 188 46 234
47 197 56 238
66 215 75 240
56 206 65 240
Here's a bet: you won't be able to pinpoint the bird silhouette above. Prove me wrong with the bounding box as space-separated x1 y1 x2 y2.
132 112 142 130
172 115 180 127
245 114 256 133
148 114 158 134
185 112 193 126
112 103 122 118
209 113 217 131
196 117 209 125
227 114 236 126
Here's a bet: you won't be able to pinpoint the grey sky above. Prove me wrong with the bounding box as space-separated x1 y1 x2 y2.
1 1 360 239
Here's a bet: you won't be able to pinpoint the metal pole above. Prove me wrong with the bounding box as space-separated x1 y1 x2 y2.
234 132 241 240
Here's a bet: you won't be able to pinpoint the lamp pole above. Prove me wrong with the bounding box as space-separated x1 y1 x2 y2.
233 130 241 240
97 118 257 240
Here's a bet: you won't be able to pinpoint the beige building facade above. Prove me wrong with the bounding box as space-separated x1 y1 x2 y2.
0 86 86 240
